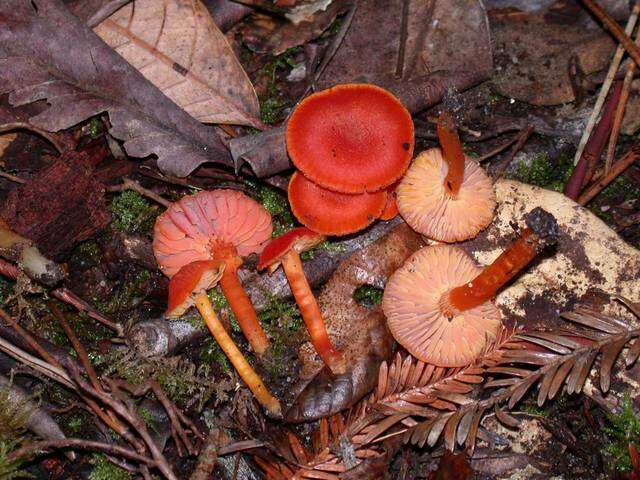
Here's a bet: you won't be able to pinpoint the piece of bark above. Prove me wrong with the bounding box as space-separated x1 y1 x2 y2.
0 151 110 257
285 223 424 423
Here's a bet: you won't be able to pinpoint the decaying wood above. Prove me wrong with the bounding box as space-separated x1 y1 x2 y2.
0 151 111 257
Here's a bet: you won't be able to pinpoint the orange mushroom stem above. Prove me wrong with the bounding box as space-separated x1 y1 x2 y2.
167 260 281 417
211 242 271 356
259 228 346 374
436 111 465 198
447 208 558 312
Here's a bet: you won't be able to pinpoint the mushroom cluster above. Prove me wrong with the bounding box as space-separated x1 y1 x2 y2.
286 83 415 235
383 113 560 368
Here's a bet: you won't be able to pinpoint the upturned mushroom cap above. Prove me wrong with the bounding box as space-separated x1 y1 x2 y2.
258 227 325 273
288 172 386 236
286 83 414 194
382 245 502 367
397 149 496 243
166 260 225 318
153 189 273 277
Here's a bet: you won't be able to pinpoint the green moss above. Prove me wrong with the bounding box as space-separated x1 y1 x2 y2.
65 414 85 434
74 240 102 264
0 383 33 479
258 48 300 125
509 153 574 192
137 406 157 433
201 338 230 372
89 454 131 480
249 182 295 236
300 240 346 261
208 288 240 333
109 191 159 234
96 270 151 315
260 295 302 378
603 396 640 472
353 285 384 307
0 437 32 480
486 92 503 108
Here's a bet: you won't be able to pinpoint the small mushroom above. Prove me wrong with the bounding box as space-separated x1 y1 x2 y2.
288 172 387 236
153 189 273 355
286 83 414 194
258 227 346 374
383 208 558 367
166 260 281 416
397 112 496 242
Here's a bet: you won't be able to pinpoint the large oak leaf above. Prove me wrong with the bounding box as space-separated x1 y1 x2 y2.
0 0 232 177
95 0 261 127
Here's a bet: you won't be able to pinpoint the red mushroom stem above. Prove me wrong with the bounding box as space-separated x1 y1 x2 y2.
281 251 346 374
437 111 465 198
446 208 558 312
212 242 270 355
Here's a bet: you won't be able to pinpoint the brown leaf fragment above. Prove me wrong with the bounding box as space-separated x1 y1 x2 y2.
0 151 110 257
429 450 472 480
0 0 231 178
600 338 628 393
536 364 559 406
547 357 574 400
240 2 347 56
95 0 261 127
626 339 640 367
494 406 519 429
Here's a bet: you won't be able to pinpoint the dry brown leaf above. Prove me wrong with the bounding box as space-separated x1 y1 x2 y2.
95 0 261 127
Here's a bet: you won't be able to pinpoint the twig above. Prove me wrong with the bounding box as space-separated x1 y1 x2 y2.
50 287 123 336
7 438 156 465
0 170 26 184
0 307 61 368
578 144 640 205
107 177 171 208
190 428 221 480
395 0 410 79
581 0 640 66
605 17 640 174
0 122 66 154
477 134 520 163
492 125 534 178
573 2 640 166
564 80 623 200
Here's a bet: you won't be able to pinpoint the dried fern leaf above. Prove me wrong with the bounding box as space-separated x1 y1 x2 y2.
536 364 559 406
561 311 623 334
494 406 519 428
626 339 640 367
547 357 575 400
600 338 628 392
515 334 573 354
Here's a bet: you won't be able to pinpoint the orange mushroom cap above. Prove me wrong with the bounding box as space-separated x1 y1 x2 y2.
258 227 325 273
153 189 273 277
166 260 225 318
286 83 414 194
288 172 386 236
379 181 400 221
382 245 502 367
396 149 496 243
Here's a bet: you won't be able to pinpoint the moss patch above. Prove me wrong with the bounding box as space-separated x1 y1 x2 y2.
354 285 384 308
509 153 574 192
109 191 159 234
603 396 640 473
89 454 131 480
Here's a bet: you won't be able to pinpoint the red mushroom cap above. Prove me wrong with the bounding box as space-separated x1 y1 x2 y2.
286 83 414 194
258 227 325 273
153 189 273 277
166 260 225 318
379 181 400 221
288 172 387 236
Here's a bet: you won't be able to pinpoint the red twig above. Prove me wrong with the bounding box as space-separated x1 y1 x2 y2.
564 81 623 200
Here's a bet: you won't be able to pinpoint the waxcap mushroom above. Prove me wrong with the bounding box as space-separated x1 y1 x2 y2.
288 172 386 236
166 260 225 318
258 227 324 274
286 83 414 194
397 149 496 243
382 244 502 367
153 189 273 355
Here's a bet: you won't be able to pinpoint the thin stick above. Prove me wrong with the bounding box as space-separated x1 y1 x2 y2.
605 19 640 174
0 307 61 368
107 177 171 208
190 428 221 480
0 170 26 184
578 144 640 204
477 135 520 163
581 0 640 66
8 438 156 465
51 287 123 336
573 2 640 166
493 125 535 178
0 123 66 154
